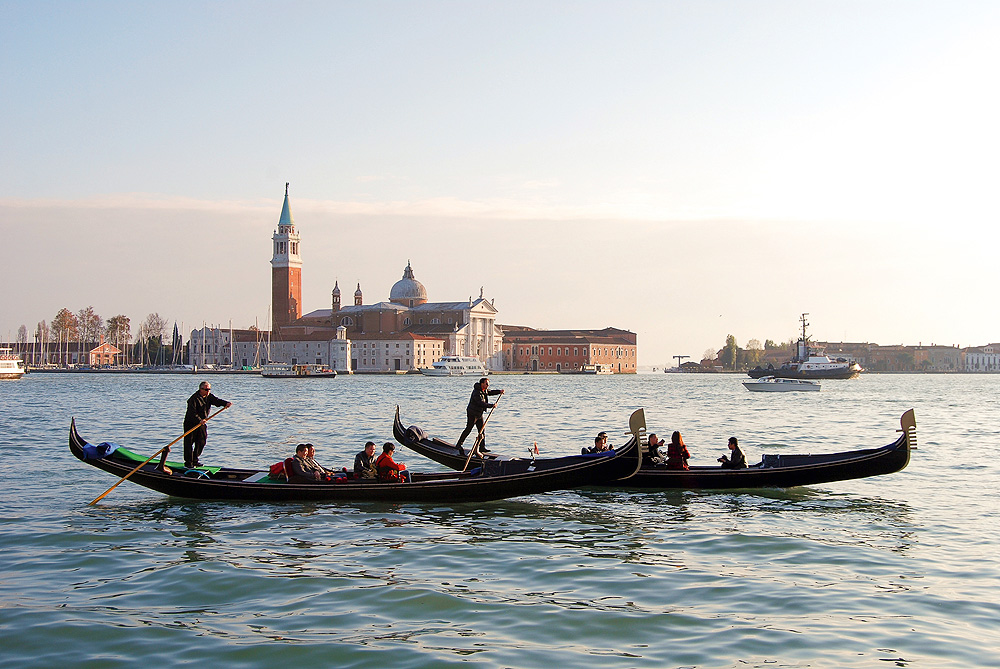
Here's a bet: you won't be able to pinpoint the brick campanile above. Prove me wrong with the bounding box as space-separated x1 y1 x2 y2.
271 182 302 331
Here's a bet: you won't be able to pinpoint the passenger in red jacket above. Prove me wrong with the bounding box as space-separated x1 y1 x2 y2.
665 431 691 470
375 442 411 482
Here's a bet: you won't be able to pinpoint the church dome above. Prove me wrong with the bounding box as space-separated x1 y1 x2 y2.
389 261 427 305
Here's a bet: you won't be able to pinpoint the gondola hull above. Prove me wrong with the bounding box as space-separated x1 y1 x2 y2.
394 408 914 490
70 416 641 503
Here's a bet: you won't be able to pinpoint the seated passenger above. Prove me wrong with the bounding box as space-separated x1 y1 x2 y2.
645 433 665 464
354 441 377 479
718 436 747 469
287 443 327 482
665 431 690 470
583 432 611 454
305 444 334 475
375 442 412 483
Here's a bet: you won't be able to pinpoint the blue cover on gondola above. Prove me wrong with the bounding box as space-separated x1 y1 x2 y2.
82 441 119 460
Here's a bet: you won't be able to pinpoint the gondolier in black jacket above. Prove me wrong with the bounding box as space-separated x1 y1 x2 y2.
456 377 503 453
182 381 232 467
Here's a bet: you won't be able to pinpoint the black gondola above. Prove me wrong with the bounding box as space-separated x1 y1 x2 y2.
394 408 915 490
69 411 643 503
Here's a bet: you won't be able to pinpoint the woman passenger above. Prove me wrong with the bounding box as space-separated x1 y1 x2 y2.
665 431 690 470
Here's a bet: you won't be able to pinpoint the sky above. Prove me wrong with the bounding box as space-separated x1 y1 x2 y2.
2 1 999 365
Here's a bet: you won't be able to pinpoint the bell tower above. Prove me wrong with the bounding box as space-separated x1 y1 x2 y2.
271 183 302 330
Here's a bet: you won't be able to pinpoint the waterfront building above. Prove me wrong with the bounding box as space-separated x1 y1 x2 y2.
501 327 638 373
913 345 962 372
88 337 121 367
188 326 230 367
965 343 1000 372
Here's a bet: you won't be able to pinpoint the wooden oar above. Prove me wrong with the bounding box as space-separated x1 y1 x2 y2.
88 406 228 506
462 394 503 472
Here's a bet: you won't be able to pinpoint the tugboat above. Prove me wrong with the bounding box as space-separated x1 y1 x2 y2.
747 314 863 380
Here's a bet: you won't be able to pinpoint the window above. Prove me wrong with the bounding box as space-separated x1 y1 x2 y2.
403 317 411 326
340 317 353 326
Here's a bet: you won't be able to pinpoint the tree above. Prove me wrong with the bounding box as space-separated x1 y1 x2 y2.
139 313 168 365
51 308 79 342
721 334 739 370
142 313 167 341
76 306 103 345
16 325 27 347
744 339 763 368
702 348 717 362
105 315 131 365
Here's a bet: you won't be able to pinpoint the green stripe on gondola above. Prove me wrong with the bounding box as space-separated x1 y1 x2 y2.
115 446 222 474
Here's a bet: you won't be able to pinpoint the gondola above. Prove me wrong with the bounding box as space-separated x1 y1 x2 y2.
69 411 643 503
394 408 915 490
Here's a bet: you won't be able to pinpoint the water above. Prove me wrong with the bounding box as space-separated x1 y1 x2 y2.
1 372 998 668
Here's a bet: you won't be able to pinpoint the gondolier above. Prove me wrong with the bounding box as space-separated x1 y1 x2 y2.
456 377 503 453
181 381 232 467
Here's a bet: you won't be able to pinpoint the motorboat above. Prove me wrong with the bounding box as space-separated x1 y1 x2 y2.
261 363 337 378
579 364 613 375
743 376 820 392
394 407 914 490
420 355 488 377
0 348 26 379
748 314 863 380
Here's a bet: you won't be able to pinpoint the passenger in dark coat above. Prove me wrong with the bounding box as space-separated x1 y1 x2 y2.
287 443 326 483
354 441 377 479
456 377 504 452
718 436 747 469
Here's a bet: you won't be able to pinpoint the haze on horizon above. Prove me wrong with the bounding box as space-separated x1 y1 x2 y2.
2 1 998 366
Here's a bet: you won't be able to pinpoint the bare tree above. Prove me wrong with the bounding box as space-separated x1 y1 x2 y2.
105 315 131 365
77 306 103 345
140 313 168 365
142 313 168 341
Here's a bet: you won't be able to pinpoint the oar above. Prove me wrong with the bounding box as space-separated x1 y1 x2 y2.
88 406 228 506
462 394 503 472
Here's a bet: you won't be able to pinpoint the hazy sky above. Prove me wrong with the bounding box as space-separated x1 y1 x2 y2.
2 1 998 365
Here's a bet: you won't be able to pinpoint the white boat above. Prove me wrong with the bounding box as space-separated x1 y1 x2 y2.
420 355 488 377
743 376 820 392
580 364 614 375
0 348 26 380
261 363 337 378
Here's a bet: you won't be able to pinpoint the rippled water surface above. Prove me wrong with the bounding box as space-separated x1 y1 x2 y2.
1 372 999 668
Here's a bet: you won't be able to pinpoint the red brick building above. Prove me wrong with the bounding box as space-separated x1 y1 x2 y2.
501 326 638 373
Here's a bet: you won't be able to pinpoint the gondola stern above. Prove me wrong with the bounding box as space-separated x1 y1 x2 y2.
616 408 647 481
